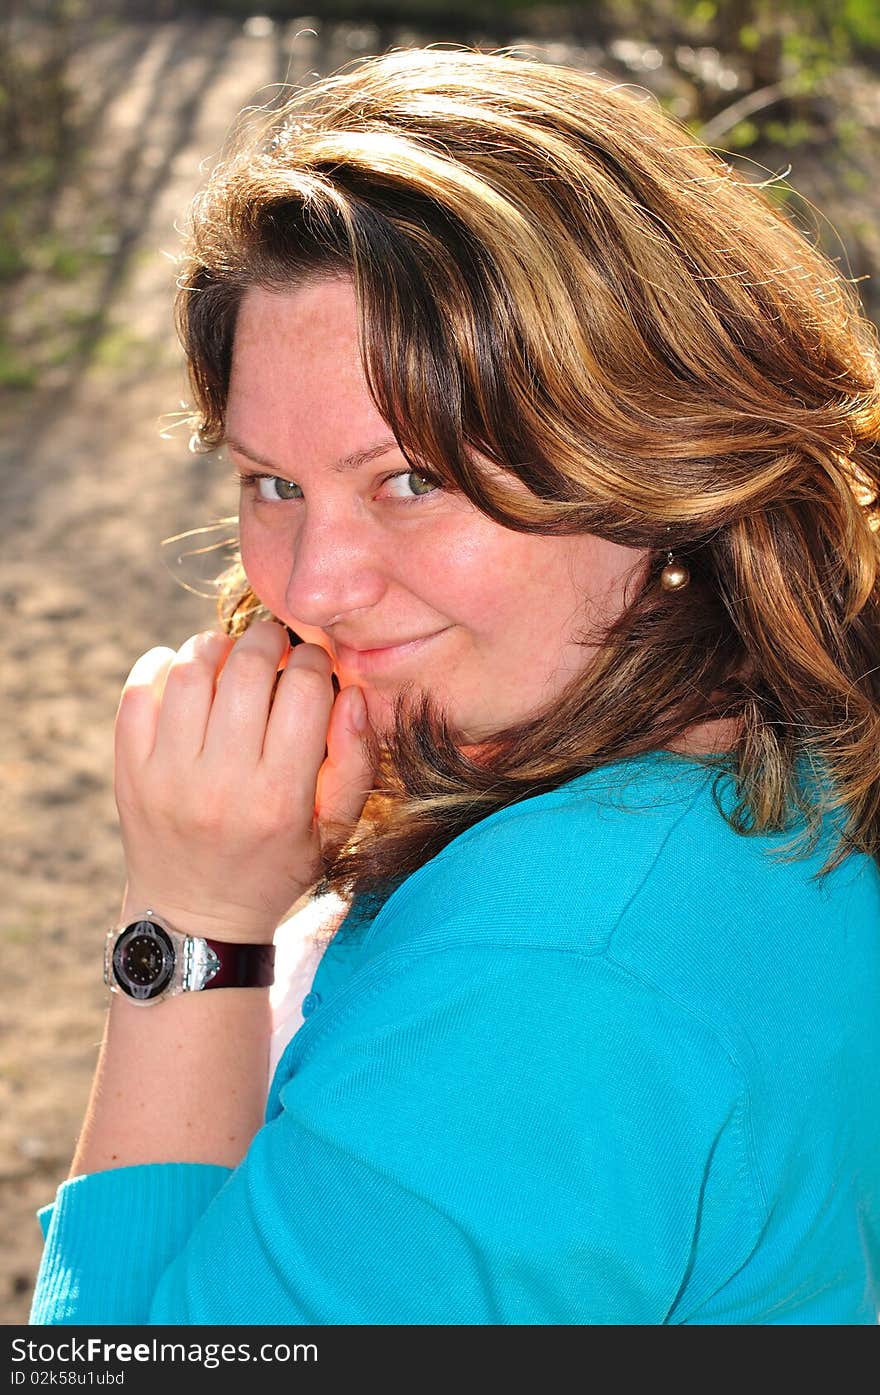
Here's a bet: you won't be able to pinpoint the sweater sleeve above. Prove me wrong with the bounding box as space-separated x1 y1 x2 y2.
30 1164 232 1324
31 940 761 1324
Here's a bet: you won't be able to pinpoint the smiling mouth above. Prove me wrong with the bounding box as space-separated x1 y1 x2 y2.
334 630 447 674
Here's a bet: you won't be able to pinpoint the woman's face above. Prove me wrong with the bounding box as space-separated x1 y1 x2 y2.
228 279 649 743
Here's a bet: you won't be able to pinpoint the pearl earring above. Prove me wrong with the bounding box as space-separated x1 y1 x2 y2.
660 526 690 592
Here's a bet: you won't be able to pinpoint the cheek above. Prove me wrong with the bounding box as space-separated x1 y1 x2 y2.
238 515 285 605
455 539 564 637
421 527 514 629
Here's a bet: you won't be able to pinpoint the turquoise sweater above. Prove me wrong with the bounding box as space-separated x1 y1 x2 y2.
30 752 880 1324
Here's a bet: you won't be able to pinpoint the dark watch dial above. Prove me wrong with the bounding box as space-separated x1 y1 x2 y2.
112 921 175 1001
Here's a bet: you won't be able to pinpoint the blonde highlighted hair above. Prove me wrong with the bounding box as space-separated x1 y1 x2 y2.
175 47 880 906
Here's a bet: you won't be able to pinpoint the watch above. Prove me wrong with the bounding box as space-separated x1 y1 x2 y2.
104 909 276 1005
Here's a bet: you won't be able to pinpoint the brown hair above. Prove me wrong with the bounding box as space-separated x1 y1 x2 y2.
174 47 880 908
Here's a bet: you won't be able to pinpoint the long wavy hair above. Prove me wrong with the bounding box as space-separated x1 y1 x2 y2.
174 47 880 908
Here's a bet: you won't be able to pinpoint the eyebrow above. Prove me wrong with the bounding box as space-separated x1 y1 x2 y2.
224 435 400 475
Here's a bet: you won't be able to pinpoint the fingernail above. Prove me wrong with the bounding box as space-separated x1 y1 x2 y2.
350 687 367 732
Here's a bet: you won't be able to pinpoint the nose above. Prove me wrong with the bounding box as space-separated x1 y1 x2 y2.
282 507 388 631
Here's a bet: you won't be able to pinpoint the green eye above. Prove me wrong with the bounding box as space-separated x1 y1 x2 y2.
385 469 441 501
409 471 438 496
256 477 304 504
271 479 299 502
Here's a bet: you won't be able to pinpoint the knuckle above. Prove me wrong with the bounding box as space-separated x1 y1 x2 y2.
188 803 225 835
169 631 233 687
290 642 333 673
250 618 287 640
224 644 275 682
168 657 206 689
113 768 140 810
256 773 292 818
115 690 149 732
123 646 174 688
285 664 331 703
176 630 228 664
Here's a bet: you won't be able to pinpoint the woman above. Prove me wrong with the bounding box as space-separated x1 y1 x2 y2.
31 48 880 1324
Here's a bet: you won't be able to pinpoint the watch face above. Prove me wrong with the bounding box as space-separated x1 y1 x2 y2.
112 921 175 1001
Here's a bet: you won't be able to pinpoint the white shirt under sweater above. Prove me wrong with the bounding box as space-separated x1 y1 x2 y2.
268 891 348 1085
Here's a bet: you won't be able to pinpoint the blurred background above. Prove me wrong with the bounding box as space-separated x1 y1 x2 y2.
3 0 880 1323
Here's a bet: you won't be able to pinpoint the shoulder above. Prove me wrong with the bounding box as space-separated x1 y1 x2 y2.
328 749 880 1062
365 752 725 957
351 748 879 1028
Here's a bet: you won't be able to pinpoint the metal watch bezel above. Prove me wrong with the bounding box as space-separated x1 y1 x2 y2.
104 911 221 1005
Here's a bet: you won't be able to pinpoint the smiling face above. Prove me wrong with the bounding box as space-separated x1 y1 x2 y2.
228 278 649 744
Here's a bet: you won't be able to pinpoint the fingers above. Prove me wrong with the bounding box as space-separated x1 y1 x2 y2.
152 630 234 762
261 641 337 787
117 620 339 805
315 684 377 842
201 620 292 765
114 646 176 768
113 621 347 935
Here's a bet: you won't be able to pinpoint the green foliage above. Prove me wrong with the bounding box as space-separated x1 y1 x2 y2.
0 238 27 282
842 0 880 50
613 0 880 59
0 343 37 390
46 247 86 280
763 118 816 147
91 325 150 369
727 119 760 148
841 165 869 195
835 115 864 153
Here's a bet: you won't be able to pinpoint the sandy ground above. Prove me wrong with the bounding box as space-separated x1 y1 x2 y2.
4 13 880 1325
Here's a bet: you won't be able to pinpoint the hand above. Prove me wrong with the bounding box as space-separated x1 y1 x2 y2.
113 620 375 942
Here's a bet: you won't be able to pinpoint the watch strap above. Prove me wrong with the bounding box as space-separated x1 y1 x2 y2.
203 939 275 990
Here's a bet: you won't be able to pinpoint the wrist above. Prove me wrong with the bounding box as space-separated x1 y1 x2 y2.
107 908 276 1004
118 893 280 946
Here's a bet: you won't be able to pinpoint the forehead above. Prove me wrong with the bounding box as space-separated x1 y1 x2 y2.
227 279 387 449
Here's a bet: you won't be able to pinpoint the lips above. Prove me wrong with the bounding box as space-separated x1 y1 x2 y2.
334 629 447 674
337 634 437 653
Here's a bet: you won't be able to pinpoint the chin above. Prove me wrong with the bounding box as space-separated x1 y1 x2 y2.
360 689 398 734
361 683 450 733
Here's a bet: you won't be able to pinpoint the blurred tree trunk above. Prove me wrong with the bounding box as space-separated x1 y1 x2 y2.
0 0 25 160
715 0 783 88
0 0 72 166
